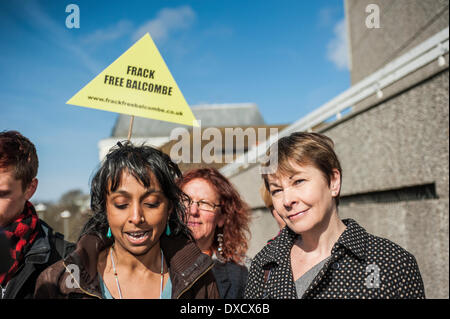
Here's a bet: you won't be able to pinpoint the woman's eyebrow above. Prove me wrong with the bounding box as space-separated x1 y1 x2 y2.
140 189 163 201
110 189 162 199
110 190 131 197
289 171 305 179
268 182 281 188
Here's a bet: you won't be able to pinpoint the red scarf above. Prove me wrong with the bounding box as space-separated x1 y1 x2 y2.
0 201 39 286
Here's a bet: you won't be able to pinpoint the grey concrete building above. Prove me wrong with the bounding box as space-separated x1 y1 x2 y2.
221 0 449 298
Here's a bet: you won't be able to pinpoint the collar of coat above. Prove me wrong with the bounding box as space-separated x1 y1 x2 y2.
61 232 214 299
259 218 369 267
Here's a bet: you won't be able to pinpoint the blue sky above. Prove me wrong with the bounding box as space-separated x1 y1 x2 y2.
0 0 350 202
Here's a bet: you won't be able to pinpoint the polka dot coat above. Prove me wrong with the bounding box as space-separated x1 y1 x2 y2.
244 219 425 299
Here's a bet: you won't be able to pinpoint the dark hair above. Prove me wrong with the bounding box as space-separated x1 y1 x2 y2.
262 132 342 206
178 168 251 264
80 141 191 241
0 130 38 190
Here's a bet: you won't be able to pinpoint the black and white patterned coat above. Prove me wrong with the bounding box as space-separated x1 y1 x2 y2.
244 219 425 299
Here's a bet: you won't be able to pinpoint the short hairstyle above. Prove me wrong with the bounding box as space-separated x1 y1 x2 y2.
262 132 342 206
80 141 192 241
178 168 251 264
0 130 38 190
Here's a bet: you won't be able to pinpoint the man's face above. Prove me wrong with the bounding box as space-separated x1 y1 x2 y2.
0 166 37 227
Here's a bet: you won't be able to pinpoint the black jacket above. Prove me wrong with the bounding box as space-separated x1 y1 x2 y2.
212 259 248 299
244 218 425 299
0 220 73 299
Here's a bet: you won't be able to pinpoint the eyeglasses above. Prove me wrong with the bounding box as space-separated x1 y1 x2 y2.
182 195 221 212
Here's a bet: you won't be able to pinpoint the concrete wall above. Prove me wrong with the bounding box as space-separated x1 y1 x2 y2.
331 71 449 199
246 208 281 261
346 0 449 84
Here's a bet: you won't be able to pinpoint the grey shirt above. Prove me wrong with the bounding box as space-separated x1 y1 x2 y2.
295 257 330 298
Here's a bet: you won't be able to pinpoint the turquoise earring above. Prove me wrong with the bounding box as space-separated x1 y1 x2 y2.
165 224 171 236
107 227 112 238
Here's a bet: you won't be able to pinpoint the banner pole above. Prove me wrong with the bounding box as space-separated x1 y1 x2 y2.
127 115 134 141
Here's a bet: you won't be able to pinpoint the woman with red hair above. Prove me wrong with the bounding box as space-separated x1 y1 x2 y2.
178 168 251 299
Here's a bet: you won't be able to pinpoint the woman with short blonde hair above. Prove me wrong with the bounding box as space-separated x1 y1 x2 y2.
245 132 425 299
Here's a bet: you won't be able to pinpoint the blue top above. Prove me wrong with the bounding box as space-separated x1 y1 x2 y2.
98 273 172 299
160 276 172 299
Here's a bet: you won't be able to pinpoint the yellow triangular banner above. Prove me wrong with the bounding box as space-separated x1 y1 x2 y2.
67 33 198 127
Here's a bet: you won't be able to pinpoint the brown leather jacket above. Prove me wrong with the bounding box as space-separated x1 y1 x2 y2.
34 233 219 299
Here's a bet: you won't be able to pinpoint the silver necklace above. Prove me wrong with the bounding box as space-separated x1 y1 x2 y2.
110 247 165 299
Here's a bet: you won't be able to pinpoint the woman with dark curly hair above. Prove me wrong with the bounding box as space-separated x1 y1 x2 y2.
178 168 251 299
34 142 219 299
